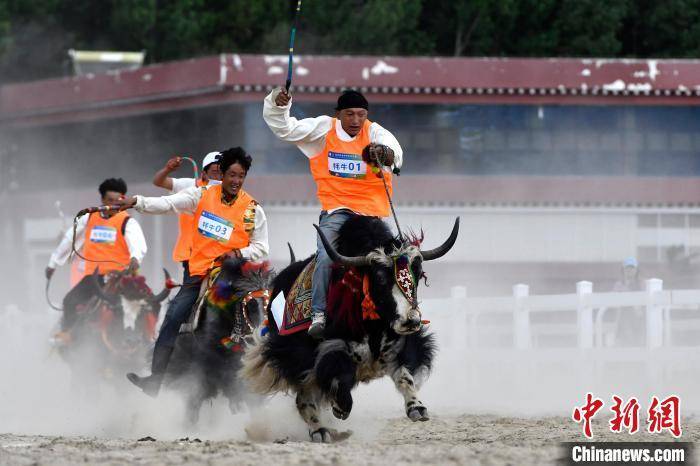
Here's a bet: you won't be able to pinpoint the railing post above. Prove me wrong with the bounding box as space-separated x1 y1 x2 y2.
646 278 664 349
577 281 594 349
513 284 530 350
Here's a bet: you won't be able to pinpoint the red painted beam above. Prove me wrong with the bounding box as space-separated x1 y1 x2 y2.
3 54 700 128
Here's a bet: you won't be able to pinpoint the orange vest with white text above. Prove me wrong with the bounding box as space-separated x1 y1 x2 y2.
83 211 131 275
172 178 208 262
309 118 392 217
188 185 256 277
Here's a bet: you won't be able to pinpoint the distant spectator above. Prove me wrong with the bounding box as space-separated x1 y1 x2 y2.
611 257 645 346
612 257 643 292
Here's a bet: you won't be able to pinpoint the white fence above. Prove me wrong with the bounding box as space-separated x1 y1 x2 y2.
422 280 700 412
424 279 700 351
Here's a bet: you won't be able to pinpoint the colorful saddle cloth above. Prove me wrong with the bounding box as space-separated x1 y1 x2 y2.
178 267 219 334
279 258 315 335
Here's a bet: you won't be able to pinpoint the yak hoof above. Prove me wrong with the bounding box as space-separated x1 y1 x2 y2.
407 405 429 422
310 428 332 443
332 406 350 420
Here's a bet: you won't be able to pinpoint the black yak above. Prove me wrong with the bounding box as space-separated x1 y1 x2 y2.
241 215 459 442
164 259 273 425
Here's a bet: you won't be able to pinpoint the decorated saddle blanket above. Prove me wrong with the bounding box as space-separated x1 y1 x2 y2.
279 258 315 335
178 268 218 334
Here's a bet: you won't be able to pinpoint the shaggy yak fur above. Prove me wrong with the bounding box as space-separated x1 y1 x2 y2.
241 215 446 443
165 259 271 425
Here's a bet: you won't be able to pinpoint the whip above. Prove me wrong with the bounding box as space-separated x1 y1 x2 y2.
45 201 68 311
45 278 62 311
285 0 303 91
181 156 199 180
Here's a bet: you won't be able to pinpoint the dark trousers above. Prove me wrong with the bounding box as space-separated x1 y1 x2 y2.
61 274 104 331
154 261 203 349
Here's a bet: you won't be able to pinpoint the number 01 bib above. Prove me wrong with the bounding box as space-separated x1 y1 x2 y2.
309 118 392 217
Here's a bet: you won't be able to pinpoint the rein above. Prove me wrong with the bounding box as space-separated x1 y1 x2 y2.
373 147 403 240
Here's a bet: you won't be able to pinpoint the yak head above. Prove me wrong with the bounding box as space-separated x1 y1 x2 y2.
92 268 174 331
317 216 459 335
209 258 274 328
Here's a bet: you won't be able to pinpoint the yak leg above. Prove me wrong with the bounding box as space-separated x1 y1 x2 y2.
315 341 355 421
185 392 204 427
390 366 429 422
295 387 331 443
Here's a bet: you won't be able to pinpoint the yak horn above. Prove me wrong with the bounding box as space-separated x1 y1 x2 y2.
150 268 172 303
420 217 460 261
287 242 296 264
314 224 371 268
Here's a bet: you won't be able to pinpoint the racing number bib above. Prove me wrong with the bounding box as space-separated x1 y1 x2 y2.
198 210 234 243
328 151 366 179
89 225 117 244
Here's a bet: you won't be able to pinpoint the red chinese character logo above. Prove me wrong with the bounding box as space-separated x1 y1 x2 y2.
573 392 604 438
647 395 682 438
609 396 640 434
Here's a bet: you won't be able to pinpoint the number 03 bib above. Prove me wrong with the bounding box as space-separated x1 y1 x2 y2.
189 185 256 277
198 211 234 242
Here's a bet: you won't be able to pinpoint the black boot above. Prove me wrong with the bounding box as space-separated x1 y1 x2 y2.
126 344 173 398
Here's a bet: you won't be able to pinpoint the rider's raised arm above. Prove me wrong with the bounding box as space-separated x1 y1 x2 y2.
152 156 184 191
133 186 203 216
123 218 147 266
238 204 269 262
369 122 404 170
47 214 88 269
262 88 332 158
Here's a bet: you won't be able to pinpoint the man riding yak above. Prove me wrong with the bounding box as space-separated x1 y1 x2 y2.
120 147 269 397
245 88 459 442
152 151 222 274
46 178 148 341
263 87 403 338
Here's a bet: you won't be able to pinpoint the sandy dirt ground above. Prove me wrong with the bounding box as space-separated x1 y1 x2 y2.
1 413 697 466
2 310 698 465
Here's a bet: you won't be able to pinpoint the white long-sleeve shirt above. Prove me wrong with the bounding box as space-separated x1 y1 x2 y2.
48 214 148 269
262 89 403 169
134 187 269 262
170 177 220 194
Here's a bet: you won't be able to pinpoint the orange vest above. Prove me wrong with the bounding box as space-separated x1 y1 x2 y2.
188 185 256 277
83 211 131 275
172 178 208 262
69 255 86 287
309 118 392 217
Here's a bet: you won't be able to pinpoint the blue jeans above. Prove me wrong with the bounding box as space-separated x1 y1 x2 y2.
155 261 203 349
311 210 353 317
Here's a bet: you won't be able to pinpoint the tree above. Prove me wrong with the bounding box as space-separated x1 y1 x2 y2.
620 0 700 58
299 0 433 55
0 0 698 84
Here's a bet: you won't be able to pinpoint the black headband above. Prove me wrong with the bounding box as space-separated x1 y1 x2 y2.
336 90 369 111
